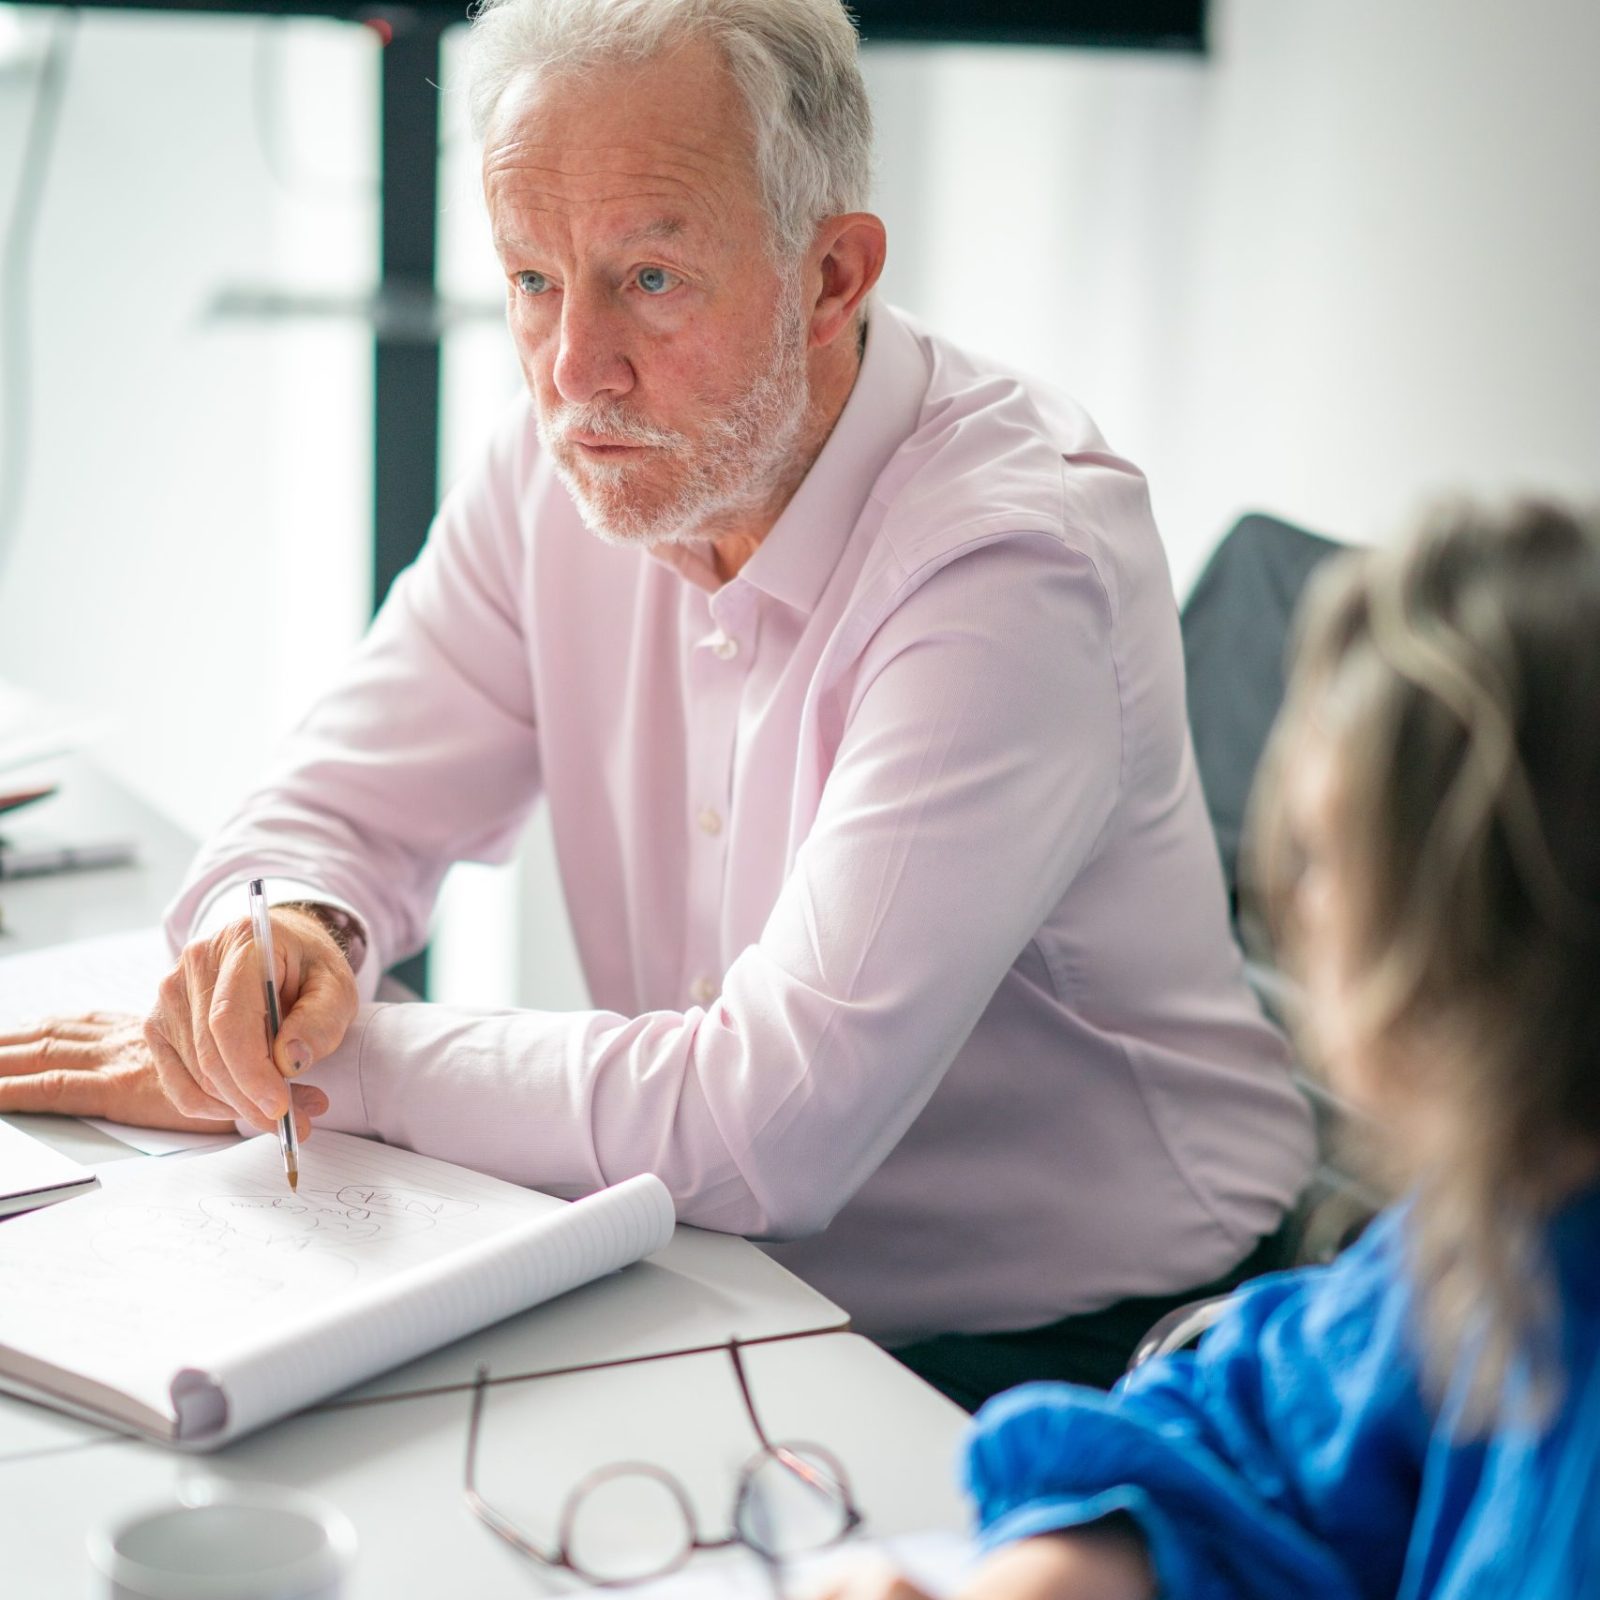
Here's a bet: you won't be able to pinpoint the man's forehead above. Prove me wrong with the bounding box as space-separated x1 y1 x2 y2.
484 129 757 246
492 214 694 254
483 44 757 182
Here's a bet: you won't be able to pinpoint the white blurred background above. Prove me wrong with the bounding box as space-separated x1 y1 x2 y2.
1 0 1596 1007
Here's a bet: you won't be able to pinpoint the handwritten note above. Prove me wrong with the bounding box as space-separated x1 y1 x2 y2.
0 1133 582 1417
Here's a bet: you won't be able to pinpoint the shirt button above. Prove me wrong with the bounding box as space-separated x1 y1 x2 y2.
710 632 739 661
697 807 723 837
690 976 719 1006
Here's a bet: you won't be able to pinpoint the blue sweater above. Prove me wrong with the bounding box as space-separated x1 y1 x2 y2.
964 1188 1600 1598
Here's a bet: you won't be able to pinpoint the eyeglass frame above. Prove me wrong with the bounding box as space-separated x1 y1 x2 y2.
462 1336 866 1588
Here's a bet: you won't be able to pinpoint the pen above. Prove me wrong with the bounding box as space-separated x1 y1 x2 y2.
0 839 135 879
247 878 299 1192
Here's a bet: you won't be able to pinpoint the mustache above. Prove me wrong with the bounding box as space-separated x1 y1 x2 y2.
543 402 687 450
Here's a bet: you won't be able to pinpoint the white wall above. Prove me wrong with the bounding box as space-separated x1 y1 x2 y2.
3 0 1596 1004
865 0 1600 593
0 8 375 838
427 25 590 1012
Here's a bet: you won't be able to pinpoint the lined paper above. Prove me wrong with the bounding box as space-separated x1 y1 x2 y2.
0 1131 675 1445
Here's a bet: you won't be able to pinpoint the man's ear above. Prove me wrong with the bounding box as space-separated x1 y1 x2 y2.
807 213 888 349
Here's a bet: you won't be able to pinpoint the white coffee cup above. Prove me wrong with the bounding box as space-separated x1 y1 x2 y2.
86 1482 357 1600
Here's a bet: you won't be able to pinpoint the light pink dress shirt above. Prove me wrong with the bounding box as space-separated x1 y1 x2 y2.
170 305 1313 1345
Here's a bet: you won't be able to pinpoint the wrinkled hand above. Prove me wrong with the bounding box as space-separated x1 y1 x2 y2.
143 907 358 1132
0 1011 326 1136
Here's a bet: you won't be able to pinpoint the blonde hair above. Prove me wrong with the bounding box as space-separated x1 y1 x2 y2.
1252 500 1600 1428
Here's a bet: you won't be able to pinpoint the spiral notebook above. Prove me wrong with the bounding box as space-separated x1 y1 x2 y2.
0 1131 675 1450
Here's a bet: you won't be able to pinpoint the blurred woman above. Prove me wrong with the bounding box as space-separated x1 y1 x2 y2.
827 500 1600 1599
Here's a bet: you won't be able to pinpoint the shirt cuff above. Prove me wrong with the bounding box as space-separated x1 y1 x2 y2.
276 1003 379 1140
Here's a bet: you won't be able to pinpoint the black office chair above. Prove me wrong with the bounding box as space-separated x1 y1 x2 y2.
1182 511 1345 921
1130 514 1384 1372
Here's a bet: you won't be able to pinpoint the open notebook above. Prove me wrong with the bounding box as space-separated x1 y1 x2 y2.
0 1131 675 1450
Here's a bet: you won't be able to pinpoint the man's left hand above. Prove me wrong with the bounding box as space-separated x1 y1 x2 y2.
0 1012 327 1134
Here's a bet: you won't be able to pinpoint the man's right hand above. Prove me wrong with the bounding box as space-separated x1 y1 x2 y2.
144 906 360 1132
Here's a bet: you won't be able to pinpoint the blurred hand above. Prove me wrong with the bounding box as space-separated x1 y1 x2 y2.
811 1532 1154 1600
956 1534 1155 1600
142 906 358 1132
0 1010 327 1135
808 1555 937 1600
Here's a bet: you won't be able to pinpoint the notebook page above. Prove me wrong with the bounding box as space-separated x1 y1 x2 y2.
0 1132 667 1438
205 1167 676 1445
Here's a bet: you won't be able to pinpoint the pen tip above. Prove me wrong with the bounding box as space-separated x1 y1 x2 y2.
288 1167 298 1193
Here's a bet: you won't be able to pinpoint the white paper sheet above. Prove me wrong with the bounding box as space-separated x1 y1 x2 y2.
0 924 170 1015
81 1122 237 1155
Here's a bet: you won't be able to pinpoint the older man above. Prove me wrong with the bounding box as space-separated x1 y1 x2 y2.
3 0 1312 1405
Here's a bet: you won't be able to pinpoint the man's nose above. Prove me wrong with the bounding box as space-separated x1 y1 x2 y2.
552 287 634 407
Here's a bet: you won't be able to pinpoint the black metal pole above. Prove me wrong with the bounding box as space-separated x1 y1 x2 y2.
373 9 445 610
374 9 448 997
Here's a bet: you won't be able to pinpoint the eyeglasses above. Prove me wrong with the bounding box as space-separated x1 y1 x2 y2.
463 1339 865 1590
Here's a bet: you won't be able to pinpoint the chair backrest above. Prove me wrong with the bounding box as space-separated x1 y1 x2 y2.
1128 1292 1236 1371
1181 512 1345 915
1125 514 1379 1378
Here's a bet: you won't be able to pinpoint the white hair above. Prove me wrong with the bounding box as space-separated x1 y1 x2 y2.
464 0 874 259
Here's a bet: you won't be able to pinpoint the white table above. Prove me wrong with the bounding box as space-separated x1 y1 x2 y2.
1 758 852 1447
0 758 972 1590
0 1335 972 1598
1 1110 850 1426
0 755 195 956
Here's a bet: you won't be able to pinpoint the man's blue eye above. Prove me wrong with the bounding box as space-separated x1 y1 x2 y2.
515 271 550 296
636 267 674 295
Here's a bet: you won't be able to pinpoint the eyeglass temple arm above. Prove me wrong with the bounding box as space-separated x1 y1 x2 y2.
727 1338 780 1451
728 1342 863 1516
463 1365 568 1567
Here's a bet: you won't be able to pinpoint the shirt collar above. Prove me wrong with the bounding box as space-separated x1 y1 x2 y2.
649 305 929 614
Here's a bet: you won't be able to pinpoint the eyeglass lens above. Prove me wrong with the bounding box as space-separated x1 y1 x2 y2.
563 1465 700 1584
561 1443 855 1584
734 1444 855 1560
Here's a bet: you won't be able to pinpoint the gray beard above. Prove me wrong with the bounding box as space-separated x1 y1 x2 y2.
537 286 813 548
